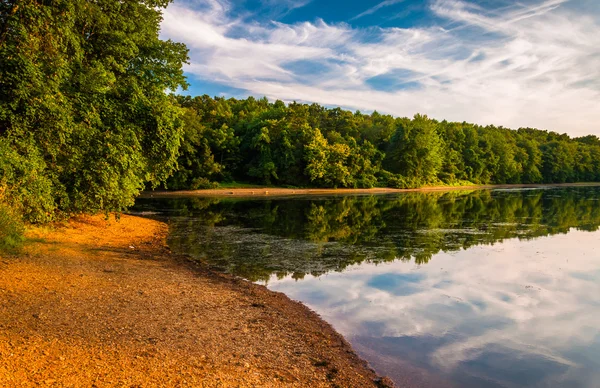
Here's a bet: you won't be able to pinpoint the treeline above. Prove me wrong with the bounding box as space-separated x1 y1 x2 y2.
0 0 187 239
137 187 600 282
168 95 600 190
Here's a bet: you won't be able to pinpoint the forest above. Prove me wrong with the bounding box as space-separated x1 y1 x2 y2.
1 0 600 249
166 95 600 191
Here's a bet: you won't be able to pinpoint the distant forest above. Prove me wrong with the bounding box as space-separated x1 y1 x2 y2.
167 95 600 191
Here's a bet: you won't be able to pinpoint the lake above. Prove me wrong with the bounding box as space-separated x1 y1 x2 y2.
133 187 600 387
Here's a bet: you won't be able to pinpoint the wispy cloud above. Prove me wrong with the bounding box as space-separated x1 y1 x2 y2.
162 0 600 136
349 0 407 21
257 0 314 19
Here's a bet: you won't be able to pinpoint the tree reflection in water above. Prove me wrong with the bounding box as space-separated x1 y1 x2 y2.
133 187 600 282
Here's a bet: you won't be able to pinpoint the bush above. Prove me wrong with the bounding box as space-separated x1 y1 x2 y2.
191 177 219 190
388 175 410 189
0 202 25 253
0 140 56 223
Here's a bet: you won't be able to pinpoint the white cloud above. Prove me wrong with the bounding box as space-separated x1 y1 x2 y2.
161 0 600 136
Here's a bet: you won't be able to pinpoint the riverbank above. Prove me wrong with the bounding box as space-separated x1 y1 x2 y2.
0 215 390 387
141 182 600 198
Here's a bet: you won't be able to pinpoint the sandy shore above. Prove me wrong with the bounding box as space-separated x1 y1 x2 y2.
141 182 600 198
0 215 390 387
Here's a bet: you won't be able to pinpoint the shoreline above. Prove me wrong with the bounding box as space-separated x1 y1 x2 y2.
141 182 600 198
0 214 390 387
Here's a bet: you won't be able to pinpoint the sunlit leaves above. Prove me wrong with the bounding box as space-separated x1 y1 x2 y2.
0 0 188 220
169 95 600 190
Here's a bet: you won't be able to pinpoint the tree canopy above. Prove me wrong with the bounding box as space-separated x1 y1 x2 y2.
0 0 188 222
166 95 600 191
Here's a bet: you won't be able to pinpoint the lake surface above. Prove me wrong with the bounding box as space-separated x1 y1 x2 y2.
133 187 600 387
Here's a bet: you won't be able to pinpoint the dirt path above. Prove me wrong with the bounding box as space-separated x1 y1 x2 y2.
0 215 389 387
141 183 600 198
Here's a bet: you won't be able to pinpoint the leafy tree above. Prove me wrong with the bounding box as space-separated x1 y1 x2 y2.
461 124 486 183
385 114 443 185
167 95 600 190
246 123 278 185
484 127 520 183
324 142 352 188
304 127 329 184
347 139 383 188
541 141 576 183
166 107 220 190
437 121 467 183
515 137 543 183
0 0 188 220
359 111 396 150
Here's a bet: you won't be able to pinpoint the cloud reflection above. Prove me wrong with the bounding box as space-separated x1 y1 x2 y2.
267 230 600 386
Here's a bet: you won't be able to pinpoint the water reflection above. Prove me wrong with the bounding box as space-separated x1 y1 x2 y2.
267 232 600 387
133 187 600 387
135 188 600 282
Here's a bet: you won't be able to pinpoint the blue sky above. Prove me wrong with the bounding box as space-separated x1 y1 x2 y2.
160 0 600 136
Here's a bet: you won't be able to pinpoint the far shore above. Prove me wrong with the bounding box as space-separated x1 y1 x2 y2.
141 182 600 198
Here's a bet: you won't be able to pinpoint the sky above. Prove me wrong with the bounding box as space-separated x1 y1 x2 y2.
160 0 600 137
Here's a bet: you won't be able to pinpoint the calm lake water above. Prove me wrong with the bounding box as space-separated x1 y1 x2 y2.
133 187 600 387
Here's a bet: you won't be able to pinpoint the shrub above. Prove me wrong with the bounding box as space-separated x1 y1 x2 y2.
191 177 219 190
0 201 25 253
0 140 56 223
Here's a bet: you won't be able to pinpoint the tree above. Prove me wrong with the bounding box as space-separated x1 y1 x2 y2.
437 121 467 183
385 114 443 185
461 124 486 183
541 141 576 183
304 127 329 184
246 123 278 185
347 139 383 188
324 142 351 188
482 127 520 184
0 0 188 220
166 107 221 190
516 139 542 183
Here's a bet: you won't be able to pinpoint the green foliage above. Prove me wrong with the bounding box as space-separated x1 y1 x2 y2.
516 137 543 183
0 189 25 252
303 127 329 184
377 170 409 189
0 139 55 222
384 114 443 186
165 107 221 189
541 141 577 183
166 94 600 191
0 0 188 221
